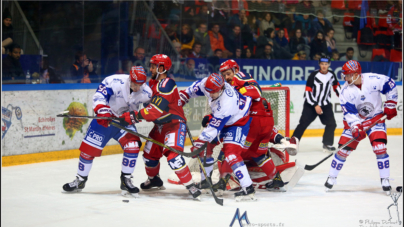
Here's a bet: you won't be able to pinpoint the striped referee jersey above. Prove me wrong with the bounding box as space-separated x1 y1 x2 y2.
304 69 341 106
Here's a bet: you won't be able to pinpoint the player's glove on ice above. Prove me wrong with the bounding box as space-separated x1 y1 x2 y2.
351 124 366 141
191 139 206 158
383 100 397 120
94 105 113 128
201 114 213 128
120 111 140 125
179 90 190 107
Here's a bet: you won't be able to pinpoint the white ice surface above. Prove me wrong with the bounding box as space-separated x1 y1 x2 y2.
2 136 403 227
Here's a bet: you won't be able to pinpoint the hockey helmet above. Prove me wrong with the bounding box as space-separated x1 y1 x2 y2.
318 55 331 65
219 60 239 73
150 54 172 73
205 73 225 93
342 60 361 75
130 66 147 84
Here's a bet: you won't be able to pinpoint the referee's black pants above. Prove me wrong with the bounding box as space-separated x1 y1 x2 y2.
292 102 337 146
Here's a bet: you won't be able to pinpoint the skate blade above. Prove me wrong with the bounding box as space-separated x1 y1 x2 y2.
323 149 333 153
325 187 330 192
121 190 140 198
62 188 82 193
193 195 202 201
266 187 287 192
385 191 391 196
141 186 166 191
201 189 211 194
235 193 257 202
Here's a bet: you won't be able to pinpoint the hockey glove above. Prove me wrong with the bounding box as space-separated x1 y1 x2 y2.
383 100 397 120
201 114 213 128
179 90 190 107
351 124 366 141
191 139 206 158
94 105 113 128
120 111 140 125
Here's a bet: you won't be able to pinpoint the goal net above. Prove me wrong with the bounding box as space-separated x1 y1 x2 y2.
168 86 290 185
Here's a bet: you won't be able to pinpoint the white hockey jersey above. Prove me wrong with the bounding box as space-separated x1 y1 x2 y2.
340 73 398 127
184 78 252 142
93 74 152 116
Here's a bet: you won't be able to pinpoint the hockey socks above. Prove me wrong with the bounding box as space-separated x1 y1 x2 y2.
77 152 94 177
376 154 390 179
231 162 253 188
168 155 194 187
121 152 138 174
328 153 346 178
200 157 214 181
252 155 277 180
143 157 160 178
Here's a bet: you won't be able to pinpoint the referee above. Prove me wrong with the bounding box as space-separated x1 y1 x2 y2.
292 56 341 152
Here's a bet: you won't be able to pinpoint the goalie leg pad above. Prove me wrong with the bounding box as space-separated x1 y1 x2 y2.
77 152 94 177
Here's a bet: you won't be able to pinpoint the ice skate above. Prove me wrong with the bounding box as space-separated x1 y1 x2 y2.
324 176 337 192
235 184 257 202
140 175 166 191
186 183 202 201
63 175 87 192
120 172 140 198
323 144 336 153
212 174 230 196
196 177 212 194
381 178 392 195
265 172 286 192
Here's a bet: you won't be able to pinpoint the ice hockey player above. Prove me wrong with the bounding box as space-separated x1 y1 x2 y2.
324 60 398 195
63 66 152 197
214 59 299 192
119 54 201 200
179 72 257 201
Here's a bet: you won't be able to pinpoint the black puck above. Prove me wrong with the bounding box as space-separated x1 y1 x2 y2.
122 200 129 203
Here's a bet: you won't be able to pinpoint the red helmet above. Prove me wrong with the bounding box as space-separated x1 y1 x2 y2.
205 73 225 93
342 60 361 75
219 59 239 73
150 54 172 73
130 66 147 84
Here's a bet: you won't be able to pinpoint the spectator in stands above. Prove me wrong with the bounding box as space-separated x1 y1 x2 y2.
325 28 337 55
182 7 196 29
289 29 307 54
2 43 24 82
387 0 402 49
257 28 293 60
208 23 232 58
298 50 308 60
70 51 96 83
227 9 255 50
188 42 203 58
207 49 222 72
259 44 275 60
293 14 312 38
225 25 242 55
247 15 259 41
2 9 13 54
208 1 230 37
173 42 182 56
165 25 180 43
194 22 213 57
39 56 64 84
183 58 196 78
259 13 275 35
309 31 327 60
242 47 255 59
274 29 289 49
331 50 340 61
248 0 265 19
312 52 322 61
214 49 223 59
195 5 209 25
296 0 315 16
311 11 333 38
131 47 146 66
179 24 195 50
235 48 242 59
339 47 358 61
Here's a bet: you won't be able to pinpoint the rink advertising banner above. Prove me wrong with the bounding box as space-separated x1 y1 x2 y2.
1 84 402 158
174 58 402 82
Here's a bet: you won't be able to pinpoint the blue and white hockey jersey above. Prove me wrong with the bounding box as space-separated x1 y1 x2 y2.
93 74 152 116
340 73 398 127
183 78 252 142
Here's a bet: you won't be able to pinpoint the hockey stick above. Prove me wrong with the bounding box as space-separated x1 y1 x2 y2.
110 122 207 158
185 123 224 206
304 115 387 171
56 114 124 121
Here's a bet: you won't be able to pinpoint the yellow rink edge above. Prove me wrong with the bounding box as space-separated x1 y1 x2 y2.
2 128 402 167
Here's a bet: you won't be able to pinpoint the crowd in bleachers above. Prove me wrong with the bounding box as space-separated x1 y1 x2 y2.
154 0 402 62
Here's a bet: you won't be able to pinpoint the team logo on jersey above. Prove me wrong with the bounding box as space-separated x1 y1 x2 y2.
87 130 105 146
225 88 233 97
373 86 377 90
357 102 374 118
360 95 365 101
